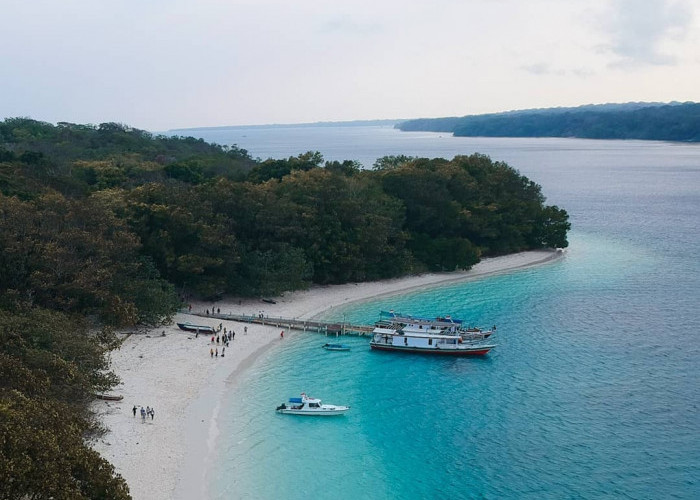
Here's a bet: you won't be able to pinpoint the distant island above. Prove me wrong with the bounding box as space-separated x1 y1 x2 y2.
396 102 700 142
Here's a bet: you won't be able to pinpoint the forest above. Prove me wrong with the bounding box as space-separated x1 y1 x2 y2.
397 102 700 142
0 117 569 498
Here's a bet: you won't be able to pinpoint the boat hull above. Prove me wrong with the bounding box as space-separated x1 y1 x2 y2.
177 323 215 334
322 344 351 351
370 343 493 356
276 408 350 416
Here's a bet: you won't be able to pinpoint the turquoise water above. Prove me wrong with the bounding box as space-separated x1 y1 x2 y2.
208 131 700 499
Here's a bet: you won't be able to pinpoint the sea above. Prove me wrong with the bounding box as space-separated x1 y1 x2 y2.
185 126 700 499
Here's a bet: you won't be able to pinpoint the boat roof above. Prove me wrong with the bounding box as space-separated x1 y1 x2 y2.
373 327 398 334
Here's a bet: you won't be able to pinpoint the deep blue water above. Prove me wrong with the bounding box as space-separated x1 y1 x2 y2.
201 127 700 499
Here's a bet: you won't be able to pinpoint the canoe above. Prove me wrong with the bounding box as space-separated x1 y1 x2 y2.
95 393 124 401
322 343 351 351
177 322 215 334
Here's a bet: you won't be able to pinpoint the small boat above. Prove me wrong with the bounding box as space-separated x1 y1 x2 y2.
95 393 124 401
276 393 350 416
370 327 495 356
262 298 277 304
322 343 351 351
177 322 216 334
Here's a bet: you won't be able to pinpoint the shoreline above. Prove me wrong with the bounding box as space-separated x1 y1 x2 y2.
91 248 563 500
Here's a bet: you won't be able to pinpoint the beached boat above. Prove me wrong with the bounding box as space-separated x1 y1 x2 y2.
177 322 216 334
95 393 124 401
322 343 351 351
275 393 350 416
369 327 495 356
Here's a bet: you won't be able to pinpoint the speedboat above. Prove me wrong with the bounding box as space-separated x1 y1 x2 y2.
322 343 351 351
275 393 350 416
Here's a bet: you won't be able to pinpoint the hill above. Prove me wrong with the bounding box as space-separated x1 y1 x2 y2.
397 102 700 142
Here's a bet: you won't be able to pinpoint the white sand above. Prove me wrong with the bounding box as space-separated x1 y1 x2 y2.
91 249 562 499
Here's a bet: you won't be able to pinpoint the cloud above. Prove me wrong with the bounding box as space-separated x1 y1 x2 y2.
519 63 593 78
602 0 694 66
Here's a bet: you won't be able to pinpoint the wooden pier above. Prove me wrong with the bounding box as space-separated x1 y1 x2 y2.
188 312 375 336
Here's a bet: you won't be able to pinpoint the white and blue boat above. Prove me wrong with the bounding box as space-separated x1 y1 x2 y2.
275 393 350 416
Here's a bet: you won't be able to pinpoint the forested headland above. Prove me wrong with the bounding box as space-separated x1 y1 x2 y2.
397 102 700 142
0 117 569 498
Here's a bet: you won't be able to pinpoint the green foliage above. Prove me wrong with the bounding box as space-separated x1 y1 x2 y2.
247 151 324 183
0 308 129 499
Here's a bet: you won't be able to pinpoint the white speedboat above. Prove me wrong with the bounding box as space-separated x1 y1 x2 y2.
276 393 350 416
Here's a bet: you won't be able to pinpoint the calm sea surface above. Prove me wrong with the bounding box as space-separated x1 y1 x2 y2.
192 126 700 499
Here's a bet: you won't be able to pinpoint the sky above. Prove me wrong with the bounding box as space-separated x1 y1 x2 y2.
1 0 699 131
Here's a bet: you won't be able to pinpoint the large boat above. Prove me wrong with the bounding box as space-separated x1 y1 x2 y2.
378 310 495 340
275 393 350 416
177 322 216 334
369 327 495 356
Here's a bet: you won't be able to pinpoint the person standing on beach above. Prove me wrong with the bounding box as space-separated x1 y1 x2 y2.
210 348 214 358
140 407 146 422
215 348 218 357
280 330 284 339
132 405 137 417
222 347 225 357
244 326 247 335
150 407 155 420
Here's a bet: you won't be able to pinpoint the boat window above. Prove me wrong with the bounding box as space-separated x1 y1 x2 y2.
428 338 432 345
309 402 319 408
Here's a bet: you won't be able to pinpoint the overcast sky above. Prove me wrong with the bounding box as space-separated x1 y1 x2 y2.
1 0 698 130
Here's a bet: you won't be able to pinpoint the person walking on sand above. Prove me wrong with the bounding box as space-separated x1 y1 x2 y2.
150 407 155 420
210 348 214 358
280 330 284 339
222 347 225 357
140 406 146 422
132 405 137 417
215 348 219 357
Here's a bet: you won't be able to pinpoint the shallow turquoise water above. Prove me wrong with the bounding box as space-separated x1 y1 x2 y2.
208 132 700 499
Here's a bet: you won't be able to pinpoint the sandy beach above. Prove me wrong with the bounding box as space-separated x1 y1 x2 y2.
91 249 562 500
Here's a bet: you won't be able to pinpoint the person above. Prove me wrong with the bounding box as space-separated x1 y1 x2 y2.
132 405 137 417
244 326 247 335
280 330 284 339
210 348 214 358
140 406 146 422
206 309 209 315
222 347 225 357
215 348 219 357
216 335 220 344
232 331 236 340
150 407 155 420
217 307 220 314
211 335 215 343
188 304 192 312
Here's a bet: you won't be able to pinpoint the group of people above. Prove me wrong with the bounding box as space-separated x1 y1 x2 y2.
132 405 155 422
210 346 225 358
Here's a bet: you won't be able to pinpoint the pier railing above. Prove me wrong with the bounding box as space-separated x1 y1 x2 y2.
187 311 375 336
